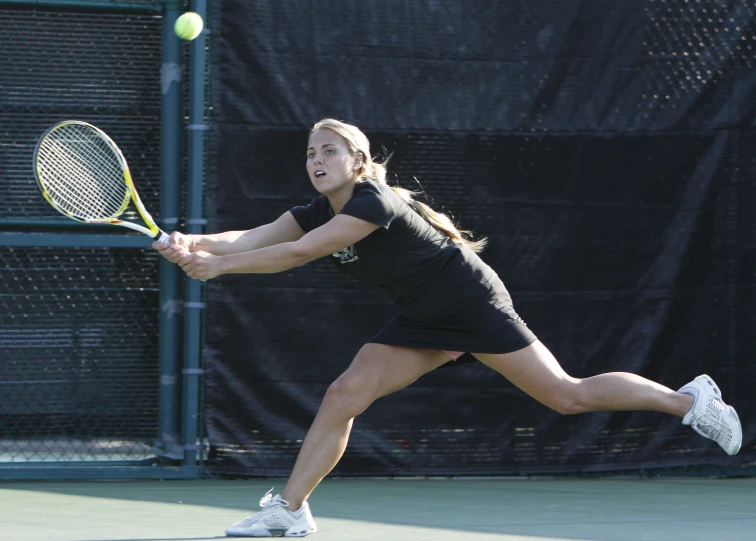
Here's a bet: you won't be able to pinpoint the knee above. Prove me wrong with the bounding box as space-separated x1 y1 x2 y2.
321 376 371 419
545 379 590 416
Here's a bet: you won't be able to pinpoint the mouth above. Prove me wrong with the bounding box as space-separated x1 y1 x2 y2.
314 171 326 179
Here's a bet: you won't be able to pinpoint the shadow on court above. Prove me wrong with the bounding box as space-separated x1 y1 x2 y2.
1 478 755 541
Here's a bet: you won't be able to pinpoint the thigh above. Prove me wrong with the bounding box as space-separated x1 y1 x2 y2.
338 343 451 401
473 341 578 403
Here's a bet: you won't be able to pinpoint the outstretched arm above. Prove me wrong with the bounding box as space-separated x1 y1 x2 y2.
157 211 306 256
177 214 380 280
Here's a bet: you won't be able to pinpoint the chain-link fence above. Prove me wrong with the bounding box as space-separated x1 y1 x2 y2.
0 1 204 478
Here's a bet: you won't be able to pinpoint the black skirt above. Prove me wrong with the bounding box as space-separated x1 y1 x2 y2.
370 246 537 361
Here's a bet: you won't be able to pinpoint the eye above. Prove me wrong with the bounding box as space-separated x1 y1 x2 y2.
326 149 335 154
307 152 315 159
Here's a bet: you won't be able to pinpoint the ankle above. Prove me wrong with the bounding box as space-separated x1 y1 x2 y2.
282 495 303 512
677 391 695 417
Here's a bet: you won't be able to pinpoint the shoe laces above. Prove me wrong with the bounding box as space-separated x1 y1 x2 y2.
259 487 290 509
234 488 290 528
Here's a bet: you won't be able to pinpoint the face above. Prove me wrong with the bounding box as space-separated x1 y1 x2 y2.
306 129 363 195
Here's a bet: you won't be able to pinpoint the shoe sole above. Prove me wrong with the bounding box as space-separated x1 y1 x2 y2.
226 524 317 537
284 526 317 537
725 405 743 456
698 374 741 455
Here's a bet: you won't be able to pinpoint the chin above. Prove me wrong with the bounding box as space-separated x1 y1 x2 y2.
312 180 340 195
310 177 352 195
311 181 329 194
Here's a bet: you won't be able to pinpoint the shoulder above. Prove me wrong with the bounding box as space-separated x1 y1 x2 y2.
340 181 402 229
309 194 330 207
351 180 405 207
354 180 394 197
293 194 329 211
290 194 330 232
350 181 405 209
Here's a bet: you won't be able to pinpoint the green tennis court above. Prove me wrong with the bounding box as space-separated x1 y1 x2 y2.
2 477 754 541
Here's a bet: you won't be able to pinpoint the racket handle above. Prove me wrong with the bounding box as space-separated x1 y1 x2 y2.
155 230 206 282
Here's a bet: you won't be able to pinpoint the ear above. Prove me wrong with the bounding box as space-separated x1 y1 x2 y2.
353 152 365 171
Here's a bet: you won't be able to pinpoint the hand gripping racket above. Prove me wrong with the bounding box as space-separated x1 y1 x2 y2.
33 120 170 244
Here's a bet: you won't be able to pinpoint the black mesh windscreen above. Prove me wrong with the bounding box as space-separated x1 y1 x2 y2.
0 8 163 222
207 0 756 476
0 7 165 464
214 0 756 132
0 246 161 461
205 127 755 476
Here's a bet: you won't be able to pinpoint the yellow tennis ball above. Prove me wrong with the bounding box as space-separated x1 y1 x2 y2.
174 12 204 41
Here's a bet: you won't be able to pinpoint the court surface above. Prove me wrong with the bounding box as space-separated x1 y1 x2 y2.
1 477 754 541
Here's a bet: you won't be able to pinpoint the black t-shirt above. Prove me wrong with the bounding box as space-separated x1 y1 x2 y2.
290 181 466 304
291 180 528 351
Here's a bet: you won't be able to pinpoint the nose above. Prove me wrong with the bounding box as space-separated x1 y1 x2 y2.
313 154 323 165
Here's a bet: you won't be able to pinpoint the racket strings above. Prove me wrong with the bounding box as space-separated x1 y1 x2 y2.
37 125 130 220
40 142 123 217
40 134 127 218
40 141 126 219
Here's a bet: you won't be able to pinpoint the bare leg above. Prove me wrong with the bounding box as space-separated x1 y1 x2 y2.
281 344 451 510
474 340 694 416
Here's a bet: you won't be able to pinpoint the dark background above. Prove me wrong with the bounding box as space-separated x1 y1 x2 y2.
205 0 756 477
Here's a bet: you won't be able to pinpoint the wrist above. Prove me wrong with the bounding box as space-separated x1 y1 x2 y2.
218 254 230 275
188 234 199 252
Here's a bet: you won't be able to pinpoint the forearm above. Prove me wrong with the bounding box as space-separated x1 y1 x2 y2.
191 231 248 255
220 242 312 274
193 225 286 256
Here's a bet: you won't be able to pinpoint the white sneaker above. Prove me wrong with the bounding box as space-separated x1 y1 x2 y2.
225 488 317 537
678 374 742 456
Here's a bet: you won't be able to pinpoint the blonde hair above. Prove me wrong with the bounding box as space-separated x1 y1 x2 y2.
310 118 487 253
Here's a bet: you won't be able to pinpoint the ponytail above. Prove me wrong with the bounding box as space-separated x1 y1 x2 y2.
390 184 487 253
361 155 487 253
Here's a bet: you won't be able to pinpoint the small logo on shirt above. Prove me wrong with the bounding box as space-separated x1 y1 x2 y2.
332 245 358 264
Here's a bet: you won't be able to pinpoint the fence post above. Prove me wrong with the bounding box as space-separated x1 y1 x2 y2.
181 0 208 468
156 0 184 462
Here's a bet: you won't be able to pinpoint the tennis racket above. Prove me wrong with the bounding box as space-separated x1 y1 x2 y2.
33 120 170 244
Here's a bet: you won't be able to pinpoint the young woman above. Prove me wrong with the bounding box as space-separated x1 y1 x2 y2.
154 118 742 538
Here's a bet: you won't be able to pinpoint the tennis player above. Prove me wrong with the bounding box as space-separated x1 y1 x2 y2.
154 118 743 538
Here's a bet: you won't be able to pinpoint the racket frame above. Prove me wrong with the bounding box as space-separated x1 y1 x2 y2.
34 120 169 244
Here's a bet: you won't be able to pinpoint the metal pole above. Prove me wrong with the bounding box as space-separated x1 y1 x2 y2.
0 0 162 11
156 0 184 462
0 233 152 248
0 218 120 229
182 0 208 468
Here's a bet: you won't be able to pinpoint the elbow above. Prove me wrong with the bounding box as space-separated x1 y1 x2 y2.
287 242 317 268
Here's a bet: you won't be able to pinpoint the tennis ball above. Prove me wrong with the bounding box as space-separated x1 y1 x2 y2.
174 12 204 41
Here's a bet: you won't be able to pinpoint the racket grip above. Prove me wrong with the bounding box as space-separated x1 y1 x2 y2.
156 231 171 245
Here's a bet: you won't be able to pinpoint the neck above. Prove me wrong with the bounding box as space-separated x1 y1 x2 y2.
326 180 358 214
